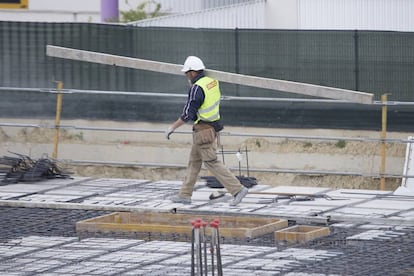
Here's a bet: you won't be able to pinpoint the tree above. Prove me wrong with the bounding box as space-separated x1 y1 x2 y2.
120 0 165 23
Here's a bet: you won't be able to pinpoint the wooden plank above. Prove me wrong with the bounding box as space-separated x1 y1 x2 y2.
46 45 374 104
274 225 330 243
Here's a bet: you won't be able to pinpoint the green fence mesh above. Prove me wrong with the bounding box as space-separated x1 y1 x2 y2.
1 22 413 100
1 22 414 130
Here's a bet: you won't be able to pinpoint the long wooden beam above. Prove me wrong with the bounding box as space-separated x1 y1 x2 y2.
46 45 374 104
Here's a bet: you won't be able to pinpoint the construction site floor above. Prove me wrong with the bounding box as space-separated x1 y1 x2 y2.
0 177 413 275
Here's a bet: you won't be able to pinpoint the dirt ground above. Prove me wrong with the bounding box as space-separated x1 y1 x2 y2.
0 122 408 191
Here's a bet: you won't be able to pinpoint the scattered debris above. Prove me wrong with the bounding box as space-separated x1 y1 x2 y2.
0 152 72 184
202 175 258 189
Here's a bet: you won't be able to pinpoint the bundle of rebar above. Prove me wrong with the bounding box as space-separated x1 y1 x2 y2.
0 153 72 184
191 218 223 276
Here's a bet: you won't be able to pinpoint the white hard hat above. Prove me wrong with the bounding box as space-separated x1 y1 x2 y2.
181 56 205 72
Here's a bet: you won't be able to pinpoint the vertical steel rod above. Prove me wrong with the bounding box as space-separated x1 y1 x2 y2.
210 224 215 276
191 221 195 276
211 219 222 276
245 146 250 177
202 221 208 276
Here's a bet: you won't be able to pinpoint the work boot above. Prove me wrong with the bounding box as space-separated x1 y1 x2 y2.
230 187 248 206
171 195 191 204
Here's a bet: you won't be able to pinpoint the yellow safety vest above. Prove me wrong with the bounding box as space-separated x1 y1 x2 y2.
194 76 221 124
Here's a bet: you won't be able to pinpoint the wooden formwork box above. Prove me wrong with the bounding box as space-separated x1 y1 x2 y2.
274 225 330 243
76 211 288 239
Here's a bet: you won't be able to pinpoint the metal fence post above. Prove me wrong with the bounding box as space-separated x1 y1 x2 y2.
52 81 63 159
380 93 388 190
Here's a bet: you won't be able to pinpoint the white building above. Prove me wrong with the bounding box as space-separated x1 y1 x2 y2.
0 0 412 31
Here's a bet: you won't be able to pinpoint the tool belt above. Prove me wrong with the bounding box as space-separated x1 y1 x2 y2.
193 123 214 132
193 123 216 145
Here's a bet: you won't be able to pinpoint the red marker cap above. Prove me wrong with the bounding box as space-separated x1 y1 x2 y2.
210 222 218 228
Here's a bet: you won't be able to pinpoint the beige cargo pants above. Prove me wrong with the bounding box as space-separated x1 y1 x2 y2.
179 125 244 198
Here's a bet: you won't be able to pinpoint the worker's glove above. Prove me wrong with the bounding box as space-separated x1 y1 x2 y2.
165 126 174 140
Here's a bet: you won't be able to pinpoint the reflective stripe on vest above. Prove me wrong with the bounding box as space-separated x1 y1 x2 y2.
195 76 221 124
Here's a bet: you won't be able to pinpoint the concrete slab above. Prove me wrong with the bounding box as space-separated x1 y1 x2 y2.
1 177 414 275
229 258 301 271
81 178 148 187
100 190 153 198
358 224 397 230
140 199 204 209
389 210 414 220
45 187 100 196
80 197 140 205
0 178 412 227
0 246 40 259
51 260 139 275
123 265 192 276
266 248 342 261
354 198 414 210
4 236 77 247
146 180 192 190
19 194 83 202
221 269 278 276
346 229 406 241
246 184 274 192
126 240 188 253
257 204 334 216
0 192 26 199
0 257 68 274
61 238 143 250
0 183 61 193
33 177 91 185
191 190 215 201
326 207 397 218
0 221 412 275
97 251 172 263
284 273 340 276
25 248 105 260
327 189 392 199
289 197 359 207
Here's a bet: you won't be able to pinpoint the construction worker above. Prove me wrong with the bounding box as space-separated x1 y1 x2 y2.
165 56 248 206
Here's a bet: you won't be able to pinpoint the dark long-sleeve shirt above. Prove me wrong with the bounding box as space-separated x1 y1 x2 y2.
180 73 205 123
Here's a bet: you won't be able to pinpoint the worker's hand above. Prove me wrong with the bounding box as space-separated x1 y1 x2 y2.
165 126 174 140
